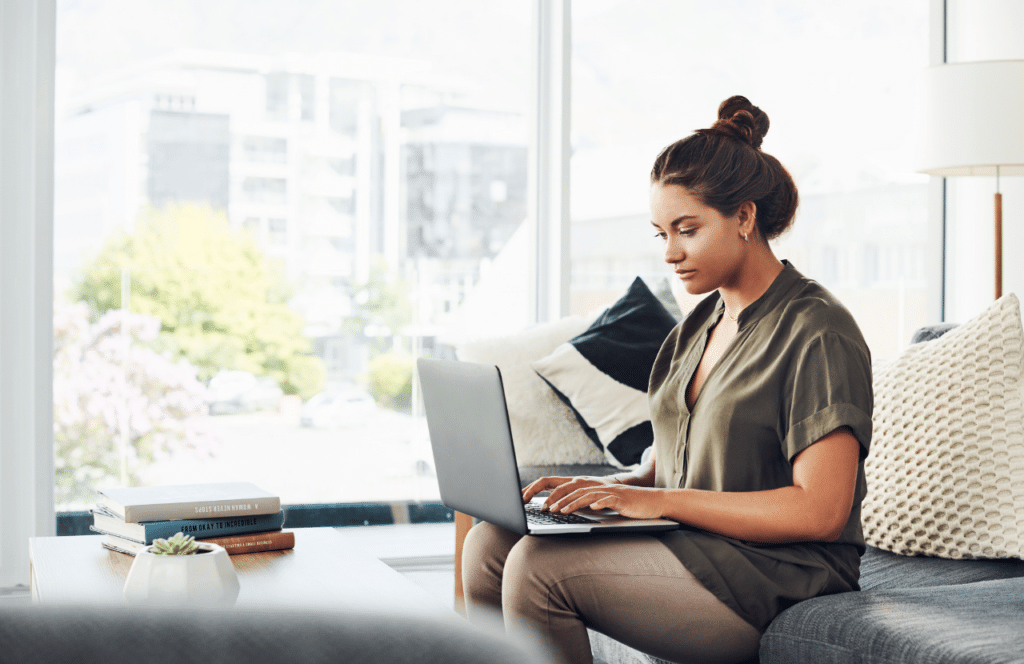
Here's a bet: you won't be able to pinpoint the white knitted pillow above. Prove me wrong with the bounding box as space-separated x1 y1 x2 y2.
862 293 1024 559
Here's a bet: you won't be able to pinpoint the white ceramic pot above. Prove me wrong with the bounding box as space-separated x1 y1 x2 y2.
123 542 240 607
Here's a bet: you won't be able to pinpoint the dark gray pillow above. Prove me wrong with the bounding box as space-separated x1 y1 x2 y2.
910 322 958 344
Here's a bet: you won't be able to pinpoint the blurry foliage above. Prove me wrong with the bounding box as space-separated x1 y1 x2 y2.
365 351 414 411
54 301 215 508
72 204 325 399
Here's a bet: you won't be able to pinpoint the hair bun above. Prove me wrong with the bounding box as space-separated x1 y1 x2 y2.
707 95 769 149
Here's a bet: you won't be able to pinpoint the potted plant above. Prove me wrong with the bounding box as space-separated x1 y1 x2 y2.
123 532 240 606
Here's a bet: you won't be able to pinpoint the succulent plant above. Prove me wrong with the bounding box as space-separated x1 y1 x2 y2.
150 532 201 555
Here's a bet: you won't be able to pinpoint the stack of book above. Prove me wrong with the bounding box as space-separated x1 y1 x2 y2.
90 481 294 556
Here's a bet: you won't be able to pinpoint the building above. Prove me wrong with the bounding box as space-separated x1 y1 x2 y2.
54 49 529 380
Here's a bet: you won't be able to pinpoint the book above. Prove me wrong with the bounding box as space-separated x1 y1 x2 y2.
198 529 295 555
96 482 280 523
102 529 296 556
90 507 286 544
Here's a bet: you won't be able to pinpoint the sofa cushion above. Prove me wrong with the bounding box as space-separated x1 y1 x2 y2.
759 576 1024 664
862 293 1024 559
456 314 608 467
531 277 678 468
859 545 1024 591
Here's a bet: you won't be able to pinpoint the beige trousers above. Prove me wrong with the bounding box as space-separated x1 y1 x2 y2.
462 522 761 664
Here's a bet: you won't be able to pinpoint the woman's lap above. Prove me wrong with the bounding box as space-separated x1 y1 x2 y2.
463 522 761 664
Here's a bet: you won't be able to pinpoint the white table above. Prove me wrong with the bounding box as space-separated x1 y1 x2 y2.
29 527 453 617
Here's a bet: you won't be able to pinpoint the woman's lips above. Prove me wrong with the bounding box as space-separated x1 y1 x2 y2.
676 269 696 279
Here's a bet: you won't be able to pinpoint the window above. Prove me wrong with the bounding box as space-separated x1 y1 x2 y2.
52 0 530 511
40 0 939 514
268 218 288 245
0 0 963 587
243 137 288 164
570 0 931 361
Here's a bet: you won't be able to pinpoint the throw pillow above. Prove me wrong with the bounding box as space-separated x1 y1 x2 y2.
862 293 1024 560
531 277 679 468
456 314 608 467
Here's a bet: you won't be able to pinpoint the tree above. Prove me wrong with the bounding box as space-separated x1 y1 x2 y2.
366 351 414 410
54 301 215 508
73 204 326 399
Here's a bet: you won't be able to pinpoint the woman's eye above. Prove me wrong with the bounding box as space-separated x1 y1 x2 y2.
654 232 667 240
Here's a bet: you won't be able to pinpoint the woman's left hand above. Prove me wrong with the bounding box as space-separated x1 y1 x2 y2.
547 484 668 521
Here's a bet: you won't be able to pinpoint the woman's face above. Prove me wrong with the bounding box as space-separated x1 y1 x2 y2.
649 182 748 295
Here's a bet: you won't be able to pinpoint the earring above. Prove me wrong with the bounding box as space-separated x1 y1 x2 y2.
743 233 749 243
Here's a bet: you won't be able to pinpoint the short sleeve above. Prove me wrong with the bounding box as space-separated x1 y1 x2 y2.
782 331 873 463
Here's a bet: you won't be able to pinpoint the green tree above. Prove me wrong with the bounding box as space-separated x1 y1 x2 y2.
366 351 414 410
73 204 325 399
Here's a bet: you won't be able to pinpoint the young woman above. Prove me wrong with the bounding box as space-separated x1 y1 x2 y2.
462 96 873 664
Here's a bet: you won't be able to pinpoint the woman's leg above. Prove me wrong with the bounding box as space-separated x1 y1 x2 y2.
502 534 762 664
461 521 523 618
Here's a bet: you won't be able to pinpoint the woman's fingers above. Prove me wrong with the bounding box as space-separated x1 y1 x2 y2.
521 476 572 504
549 486 613 514
550 485 666 520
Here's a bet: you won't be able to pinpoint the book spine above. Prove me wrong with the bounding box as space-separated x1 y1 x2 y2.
141 510 285 543
124 496 282 523
200 530 295 555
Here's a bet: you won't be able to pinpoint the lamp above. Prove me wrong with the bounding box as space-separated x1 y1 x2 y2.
915 60 1024 299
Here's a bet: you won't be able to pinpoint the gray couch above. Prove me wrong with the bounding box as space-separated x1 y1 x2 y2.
520 322 1024 664
523 471 1024 664
0 603 562 664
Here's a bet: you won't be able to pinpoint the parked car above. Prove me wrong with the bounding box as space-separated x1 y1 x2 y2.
208 370 284 415
299 387 377 428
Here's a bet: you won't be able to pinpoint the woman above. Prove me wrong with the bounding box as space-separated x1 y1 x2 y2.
462 96 873 664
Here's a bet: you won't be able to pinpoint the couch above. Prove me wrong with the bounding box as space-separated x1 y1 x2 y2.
0 603 563 664
455 307 1024 664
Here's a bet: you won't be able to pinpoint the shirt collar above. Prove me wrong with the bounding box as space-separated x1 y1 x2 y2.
713 260 803 328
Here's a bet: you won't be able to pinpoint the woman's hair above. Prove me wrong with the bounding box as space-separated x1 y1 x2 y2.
650 96 798 240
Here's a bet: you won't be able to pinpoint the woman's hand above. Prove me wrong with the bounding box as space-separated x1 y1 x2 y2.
521 475 622 510
547 484 668 521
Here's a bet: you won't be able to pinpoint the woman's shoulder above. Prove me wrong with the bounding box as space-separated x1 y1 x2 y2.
778 275 865 346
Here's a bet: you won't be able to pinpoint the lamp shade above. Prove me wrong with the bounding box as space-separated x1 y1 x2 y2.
915 60 1024 176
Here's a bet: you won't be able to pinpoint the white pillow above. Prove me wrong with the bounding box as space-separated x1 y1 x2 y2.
862 293 1024 559
456 315 608 467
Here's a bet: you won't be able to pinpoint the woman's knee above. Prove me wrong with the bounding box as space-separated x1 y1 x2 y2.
462 522 521 603
464 522 520 567
502 535 579 618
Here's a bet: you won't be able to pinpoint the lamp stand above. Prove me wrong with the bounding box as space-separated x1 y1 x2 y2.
995 191 1003 300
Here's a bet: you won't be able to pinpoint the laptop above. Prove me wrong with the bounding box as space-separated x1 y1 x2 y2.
417 357 679 535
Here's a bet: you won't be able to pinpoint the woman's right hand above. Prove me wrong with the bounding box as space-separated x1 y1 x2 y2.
521 475 623 511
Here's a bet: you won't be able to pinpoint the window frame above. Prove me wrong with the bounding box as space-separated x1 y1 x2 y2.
0 0 58 588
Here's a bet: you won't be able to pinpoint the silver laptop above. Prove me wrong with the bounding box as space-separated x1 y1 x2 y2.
417 358 679 535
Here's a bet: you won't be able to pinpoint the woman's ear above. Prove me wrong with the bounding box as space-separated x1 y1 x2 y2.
736 201 758 238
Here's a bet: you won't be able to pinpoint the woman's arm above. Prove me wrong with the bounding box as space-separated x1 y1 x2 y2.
549 429 861 544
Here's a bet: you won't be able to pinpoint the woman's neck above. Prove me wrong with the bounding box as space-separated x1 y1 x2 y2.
718 249 785 319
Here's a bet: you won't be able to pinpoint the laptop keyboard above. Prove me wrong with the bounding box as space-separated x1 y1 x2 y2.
525 504 595 526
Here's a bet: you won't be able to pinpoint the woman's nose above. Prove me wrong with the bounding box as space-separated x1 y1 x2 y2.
664 237 684 264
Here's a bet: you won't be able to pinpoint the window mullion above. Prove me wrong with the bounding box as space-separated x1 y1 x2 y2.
528 0 571 324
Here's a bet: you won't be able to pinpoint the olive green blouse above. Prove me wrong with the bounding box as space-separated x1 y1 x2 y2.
648 261 873 631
